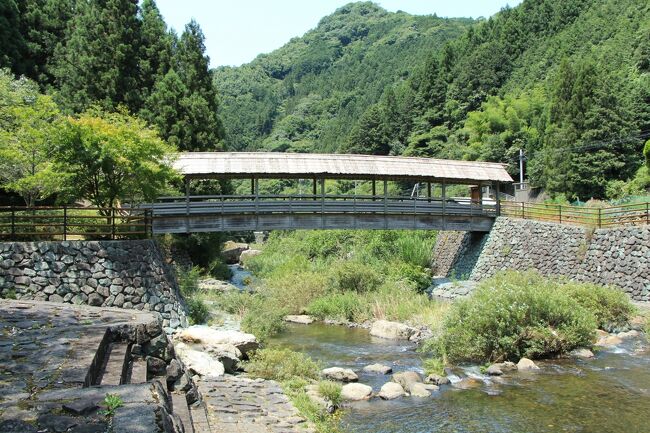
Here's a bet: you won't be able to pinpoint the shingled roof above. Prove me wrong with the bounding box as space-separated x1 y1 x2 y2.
173 152 513 184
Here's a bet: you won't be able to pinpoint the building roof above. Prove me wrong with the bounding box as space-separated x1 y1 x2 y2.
173 152 513 184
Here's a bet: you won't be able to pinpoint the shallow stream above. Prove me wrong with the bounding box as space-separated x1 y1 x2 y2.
269 323 650 433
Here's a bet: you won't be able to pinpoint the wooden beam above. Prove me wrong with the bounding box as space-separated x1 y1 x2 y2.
495 182 501 216
441 181 446 230
427 182 432 203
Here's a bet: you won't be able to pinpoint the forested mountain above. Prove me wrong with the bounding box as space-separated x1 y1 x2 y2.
217 0 650 200
214 2 473 152
1 0 224 152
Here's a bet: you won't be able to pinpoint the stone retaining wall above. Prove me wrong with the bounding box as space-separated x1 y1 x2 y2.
431 231 488 279
0 240 189 331
468 217 650 301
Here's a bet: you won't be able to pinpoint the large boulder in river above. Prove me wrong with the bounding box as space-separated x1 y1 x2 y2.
222 241 249 264
174 342 224 377
284 315 314 325
392 371 422 392
370 320 416 340
240 249 262 263
378 382 405 400
341 383 373 401
322 367 358 382
363 363 392 374
178 326 259 358
517 358 540 371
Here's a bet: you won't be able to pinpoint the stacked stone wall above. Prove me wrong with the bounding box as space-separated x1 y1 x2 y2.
469 217 650 301
431 231 488 279
0 240 189 331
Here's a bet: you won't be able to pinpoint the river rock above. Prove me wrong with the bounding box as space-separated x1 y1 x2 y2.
570 348 595 358
363 363 392 374
370 320 416 340
617 330 640 339
392 371 422 392
204 343 242 373
322 367 358 382
240 249 262 263
177 326 259 358
198 278 238 292
305 384 329 409
517 358 540 371
174 343 224 377
486 364 504 376
341 383 373 401
409 382 433 397
452 378 482 390
378 382 405 400
222 241 249 264
424 374 450 386
596 334 622 346
284 315 314 325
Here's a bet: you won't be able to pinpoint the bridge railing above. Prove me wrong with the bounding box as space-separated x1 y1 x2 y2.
152 194 496 217
0 206 151 241
501 201 650 228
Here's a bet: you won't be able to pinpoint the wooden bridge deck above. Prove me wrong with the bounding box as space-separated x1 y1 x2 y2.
151 195 497 233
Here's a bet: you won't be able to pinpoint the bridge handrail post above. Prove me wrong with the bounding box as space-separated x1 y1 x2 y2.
63 205 67 241
559 205 562 224
10 205 16 241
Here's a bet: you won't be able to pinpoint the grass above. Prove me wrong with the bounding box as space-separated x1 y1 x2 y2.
245 349 343 433
424 271 635 364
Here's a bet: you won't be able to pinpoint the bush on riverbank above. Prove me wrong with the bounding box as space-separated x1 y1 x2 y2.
426 271 635 363
245 348 320 381
238 230 441 336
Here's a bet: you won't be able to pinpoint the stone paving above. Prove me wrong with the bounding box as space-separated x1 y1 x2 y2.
198 375 315 433
0 299 170 432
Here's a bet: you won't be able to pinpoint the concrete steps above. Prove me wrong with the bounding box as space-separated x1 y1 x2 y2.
130 358 149 384
190 402 211 433
172 393 195 433
99 342 131 385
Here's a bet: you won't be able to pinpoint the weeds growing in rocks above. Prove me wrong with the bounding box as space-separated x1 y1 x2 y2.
317 381 343 406
245 348 321 381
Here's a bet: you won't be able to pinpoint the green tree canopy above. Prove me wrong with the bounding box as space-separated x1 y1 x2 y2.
57 108 179 211
0 70 66 206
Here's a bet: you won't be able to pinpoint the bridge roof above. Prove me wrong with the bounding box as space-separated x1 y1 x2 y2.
174 152 513 184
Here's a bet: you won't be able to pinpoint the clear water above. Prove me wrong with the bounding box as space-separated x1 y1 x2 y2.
269 323 650 433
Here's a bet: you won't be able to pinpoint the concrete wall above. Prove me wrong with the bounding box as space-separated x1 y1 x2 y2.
0 240 189 331
468 217 650 301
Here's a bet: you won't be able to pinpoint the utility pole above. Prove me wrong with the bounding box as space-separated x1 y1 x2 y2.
519 148 525 184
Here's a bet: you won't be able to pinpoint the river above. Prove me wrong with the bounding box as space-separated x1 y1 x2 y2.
269 323 650 433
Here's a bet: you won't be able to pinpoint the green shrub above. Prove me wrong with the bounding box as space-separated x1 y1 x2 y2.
562 283 635 331
177 265 201 297
422 357 445 376
241 302 286 341
186 298 210 325
329 260 381 293
208 259 232 280
306 292 366 322
317 380 342 406
388 262 431 293
246 348 320 381
432 271 598 363
216 291 257 316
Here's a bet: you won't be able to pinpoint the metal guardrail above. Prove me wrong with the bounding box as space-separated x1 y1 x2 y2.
501 201 650 228
0 206 152 241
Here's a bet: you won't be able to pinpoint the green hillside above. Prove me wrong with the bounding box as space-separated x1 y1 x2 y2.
213 2 473 152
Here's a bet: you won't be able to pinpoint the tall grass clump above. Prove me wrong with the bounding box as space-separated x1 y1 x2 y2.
245 348 320 382
429 271 634 363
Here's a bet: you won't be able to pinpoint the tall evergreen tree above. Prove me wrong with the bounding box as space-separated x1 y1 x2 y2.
53 0 142 112
0 0 25 72
138 0 173 101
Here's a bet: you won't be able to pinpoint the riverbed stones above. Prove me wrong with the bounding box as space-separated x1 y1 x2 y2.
285 315 315 325
240 249 262 263
392 371 423 393
363 363 392 374
570 348 595 358
596 334 623 346
322 367 358 382
378 382 406 400
370 320 416 340
617 330 640 339
517 358 540 371
341 383 373 401
425 374 450 386
222 241 249 264
177 326 259 358
174 342 225 377
486 364 504 376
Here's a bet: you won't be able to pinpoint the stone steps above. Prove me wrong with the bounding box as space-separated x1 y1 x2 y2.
190 402 211 433
130 358 149 384
99 342 130 386
172 393 195 433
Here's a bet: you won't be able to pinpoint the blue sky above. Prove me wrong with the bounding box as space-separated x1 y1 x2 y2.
156 0 523 68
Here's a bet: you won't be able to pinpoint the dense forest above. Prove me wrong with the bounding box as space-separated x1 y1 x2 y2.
217 0 650 201
1 0 649 203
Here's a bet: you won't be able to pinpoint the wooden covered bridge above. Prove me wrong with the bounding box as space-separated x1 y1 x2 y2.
151 152 513 234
